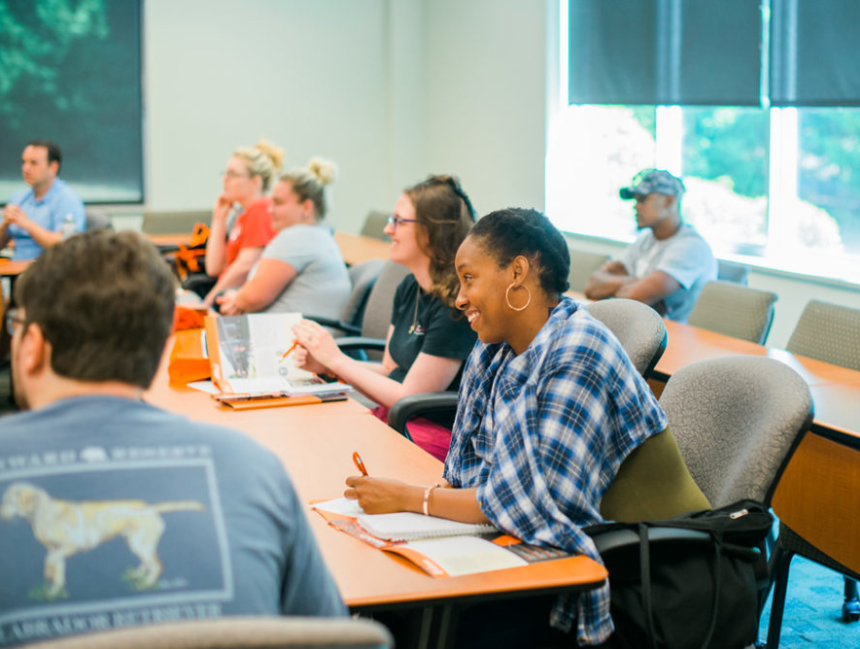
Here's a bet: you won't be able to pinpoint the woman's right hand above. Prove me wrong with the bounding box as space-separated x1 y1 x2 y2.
291 345 330 375
344 476 414 514
212 193 232 222
292 320 344 370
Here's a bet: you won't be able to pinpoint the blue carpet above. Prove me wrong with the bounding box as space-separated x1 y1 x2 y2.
760 556 860 647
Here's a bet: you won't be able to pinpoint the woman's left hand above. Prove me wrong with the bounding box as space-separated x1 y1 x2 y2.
344 475 413 514
292 320 343 369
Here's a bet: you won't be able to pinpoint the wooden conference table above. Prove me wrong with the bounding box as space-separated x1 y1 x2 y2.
145 352 607 648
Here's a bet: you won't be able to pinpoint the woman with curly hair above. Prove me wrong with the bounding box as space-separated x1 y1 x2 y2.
292 175 477 460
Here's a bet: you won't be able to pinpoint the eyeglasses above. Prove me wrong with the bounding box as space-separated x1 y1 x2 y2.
5 307 25 336
222 170 251 179
387 215 417 228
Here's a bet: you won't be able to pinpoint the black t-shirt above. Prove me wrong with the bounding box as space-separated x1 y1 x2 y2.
387 275 476 390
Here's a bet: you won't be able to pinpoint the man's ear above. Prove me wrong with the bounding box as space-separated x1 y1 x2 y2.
18 323 49 375
48 161 60 177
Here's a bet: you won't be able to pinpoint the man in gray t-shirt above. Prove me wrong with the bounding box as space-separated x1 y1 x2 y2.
0 231 345 647
585 169 716 322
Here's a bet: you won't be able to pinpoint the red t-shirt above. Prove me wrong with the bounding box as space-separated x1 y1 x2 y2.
223 197 275 272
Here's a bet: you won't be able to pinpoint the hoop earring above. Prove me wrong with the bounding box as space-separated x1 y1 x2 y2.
505 283 531 312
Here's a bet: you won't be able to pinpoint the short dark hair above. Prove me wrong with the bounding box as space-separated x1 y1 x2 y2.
26 140 63 173
14 230 176 389
405 175 476 307
470 208 570 298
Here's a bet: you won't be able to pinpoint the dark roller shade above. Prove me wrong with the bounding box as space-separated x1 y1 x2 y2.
569 0 762 106
770 0 860 106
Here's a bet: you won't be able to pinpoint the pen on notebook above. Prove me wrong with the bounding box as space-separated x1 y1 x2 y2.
352 451 369 476
280 341 299 362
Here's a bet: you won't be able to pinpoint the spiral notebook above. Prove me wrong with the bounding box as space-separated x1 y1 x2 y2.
356 512 496 542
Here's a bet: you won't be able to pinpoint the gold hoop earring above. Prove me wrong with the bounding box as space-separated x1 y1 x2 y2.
505 283 531 312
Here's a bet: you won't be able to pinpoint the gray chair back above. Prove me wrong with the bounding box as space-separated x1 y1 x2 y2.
568 248 610 293
359 210 391 241
586 298 667 378
687 281 778 345
24 616 393 649
142 210 211 234
84 207 113 231
359 261 410 359
786 299 860 371
342 259 385 328
660 356 813 508
717 259 750 285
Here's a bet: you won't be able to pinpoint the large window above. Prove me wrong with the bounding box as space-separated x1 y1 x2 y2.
549 1 860 283
0 0 144 204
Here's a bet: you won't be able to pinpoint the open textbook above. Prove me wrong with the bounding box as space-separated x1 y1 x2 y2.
204 313 352 399
311 497 569 578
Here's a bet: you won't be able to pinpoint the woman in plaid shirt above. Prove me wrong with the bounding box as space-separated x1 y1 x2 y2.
347 208 668 647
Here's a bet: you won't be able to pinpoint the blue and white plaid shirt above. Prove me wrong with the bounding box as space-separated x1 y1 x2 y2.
444 297 668 645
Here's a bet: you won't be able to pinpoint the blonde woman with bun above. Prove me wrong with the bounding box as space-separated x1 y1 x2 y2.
217 158 350 318
202 139 284 307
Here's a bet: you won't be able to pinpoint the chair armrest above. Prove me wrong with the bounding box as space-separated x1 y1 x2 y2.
388 392 459 437
590 527 714 555
336 336 387 352
305 315 362 336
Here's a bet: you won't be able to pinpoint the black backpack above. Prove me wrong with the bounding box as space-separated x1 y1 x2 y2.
586 499 773 649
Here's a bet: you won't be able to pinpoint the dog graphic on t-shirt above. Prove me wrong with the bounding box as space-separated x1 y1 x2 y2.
0 481 204 599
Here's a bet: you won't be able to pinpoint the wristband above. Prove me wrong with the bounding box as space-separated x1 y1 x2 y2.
422 483 441 516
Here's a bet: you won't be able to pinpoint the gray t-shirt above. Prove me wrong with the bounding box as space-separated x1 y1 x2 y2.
0 396 345 646
251 223 351 320
620 224 717 323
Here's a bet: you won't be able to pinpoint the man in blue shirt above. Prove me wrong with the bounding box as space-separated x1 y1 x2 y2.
1 140 85 260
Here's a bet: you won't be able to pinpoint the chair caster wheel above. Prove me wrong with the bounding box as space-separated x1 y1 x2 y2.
841 600 860 622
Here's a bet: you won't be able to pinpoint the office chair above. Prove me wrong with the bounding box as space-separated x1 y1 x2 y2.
716 259 750 285
660 355 813 642
142 210 212 235
359 210 391 241
567 248 610 294
785 299 860 372
306 258 384 336
24 616 393 648
585 298 668 378
660 355 813 510
687 281 778 345
320 260 409 362
84 206 113 231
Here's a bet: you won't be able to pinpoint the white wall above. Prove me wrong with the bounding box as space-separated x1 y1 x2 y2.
142 0 549 230
422 0 548 216
144 0 392 232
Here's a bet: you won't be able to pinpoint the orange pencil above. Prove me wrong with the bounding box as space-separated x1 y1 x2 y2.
279 341 299 362
352 451 369 476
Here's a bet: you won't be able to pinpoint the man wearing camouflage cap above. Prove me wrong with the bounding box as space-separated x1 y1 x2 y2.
585 169 716 322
